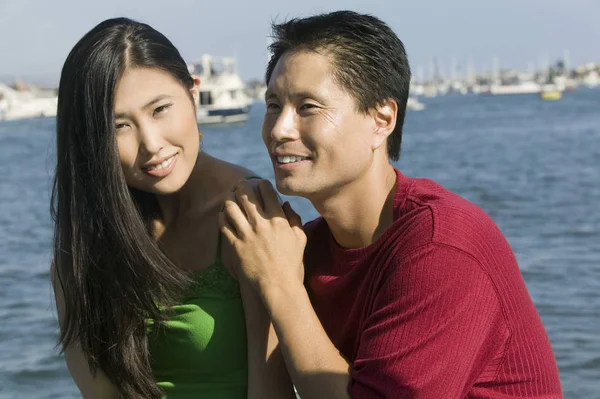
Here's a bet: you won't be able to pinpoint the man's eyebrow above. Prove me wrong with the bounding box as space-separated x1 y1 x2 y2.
292 91 321 101
264 90 324 102
265 90 277 101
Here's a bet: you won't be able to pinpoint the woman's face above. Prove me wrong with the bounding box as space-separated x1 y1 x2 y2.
113 67 200 195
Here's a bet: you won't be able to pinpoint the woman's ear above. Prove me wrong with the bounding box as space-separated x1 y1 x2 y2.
190 75 201 107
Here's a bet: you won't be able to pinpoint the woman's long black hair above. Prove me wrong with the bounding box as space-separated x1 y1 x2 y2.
52 17 195 398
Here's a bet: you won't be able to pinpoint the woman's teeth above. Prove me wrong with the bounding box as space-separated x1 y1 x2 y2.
277 156 309 164
147 155 175 171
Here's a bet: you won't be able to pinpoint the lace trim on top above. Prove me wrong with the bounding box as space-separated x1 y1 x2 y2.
183 261 240 298
182 176 263 299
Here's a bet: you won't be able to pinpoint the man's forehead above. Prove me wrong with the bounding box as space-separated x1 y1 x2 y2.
268 51 335 94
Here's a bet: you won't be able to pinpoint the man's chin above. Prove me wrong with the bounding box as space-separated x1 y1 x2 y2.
275 179 309 198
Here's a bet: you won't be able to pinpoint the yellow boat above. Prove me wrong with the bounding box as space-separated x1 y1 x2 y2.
541 90 562 101
540 84 562 100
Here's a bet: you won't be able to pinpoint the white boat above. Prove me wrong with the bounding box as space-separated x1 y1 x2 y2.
553 75 578 91
188 55 252 124
583 71 600 88
488 81 541 95
407 97 425 111
0 83 57 121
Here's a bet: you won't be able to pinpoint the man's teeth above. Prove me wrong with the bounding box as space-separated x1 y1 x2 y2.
277 156 309 164
148 156 175 171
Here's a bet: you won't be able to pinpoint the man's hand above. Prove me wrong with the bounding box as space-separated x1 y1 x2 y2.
218 179 306 295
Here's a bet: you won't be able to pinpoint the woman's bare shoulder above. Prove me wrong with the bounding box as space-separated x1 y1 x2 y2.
203 154 261 191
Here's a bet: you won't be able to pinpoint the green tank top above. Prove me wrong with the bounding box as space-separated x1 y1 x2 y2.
147 257 247 398
147 177 262 398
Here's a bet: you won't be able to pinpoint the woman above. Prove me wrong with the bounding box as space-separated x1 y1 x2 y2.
51 18 293 399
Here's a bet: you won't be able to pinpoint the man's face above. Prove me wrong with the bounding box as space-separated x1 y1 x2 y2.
262 50 377 199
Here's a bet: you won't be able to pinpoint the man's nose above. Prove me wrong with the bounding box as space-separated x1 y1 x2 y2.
269 107 300 143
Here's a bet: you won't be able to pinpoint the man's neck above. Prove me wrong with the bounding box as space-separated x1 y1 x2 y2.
312 162 397 249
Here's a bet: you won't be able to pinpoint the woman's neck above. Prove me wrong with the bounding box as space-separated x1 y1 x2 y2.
156 151 212 226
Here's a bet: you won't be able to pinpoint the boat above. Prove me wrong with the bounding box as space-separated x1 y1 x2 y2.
407 97 425 111
540 84 562 101
540 91 562 101
0 83 57 121
488 81 541 95
583 71 600 88
553 75 578 92
187 55 253 124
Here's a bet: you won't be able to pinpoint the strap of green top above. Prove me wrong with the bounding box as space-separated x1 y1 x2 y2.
215 176 263 262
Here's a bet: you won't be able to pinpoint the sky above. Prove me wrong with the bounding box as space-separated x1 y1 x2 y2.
0 0 598 86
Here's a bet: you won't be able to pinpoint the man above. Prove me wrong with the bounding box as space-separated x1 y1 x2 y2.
219 10 562 399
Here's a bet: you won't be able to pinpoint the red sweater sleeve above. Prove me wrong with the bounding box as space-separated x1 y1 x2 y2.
349 243 510 399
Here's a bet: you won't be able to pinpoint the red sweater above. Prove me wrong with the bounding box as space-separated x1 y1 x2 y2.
304 169 562 399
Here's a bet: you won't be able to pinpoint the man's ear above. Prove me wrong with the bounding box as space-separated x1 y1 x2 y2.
371 98 397 151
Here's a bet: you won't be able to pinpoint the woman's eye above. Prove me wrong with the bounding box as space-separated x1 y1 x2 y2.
154 104 172 116
115 123 128 130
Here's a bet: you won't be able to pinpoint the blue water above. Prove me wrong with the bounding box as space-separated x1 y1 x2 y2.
0 90 598 398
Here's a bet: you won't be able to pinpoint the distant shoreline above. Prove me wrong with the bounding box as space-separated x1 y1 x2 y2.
0 74 60 90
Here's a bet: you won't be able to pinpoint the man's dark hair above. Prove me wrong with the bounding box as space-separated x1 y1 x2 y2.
266 10 411 161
